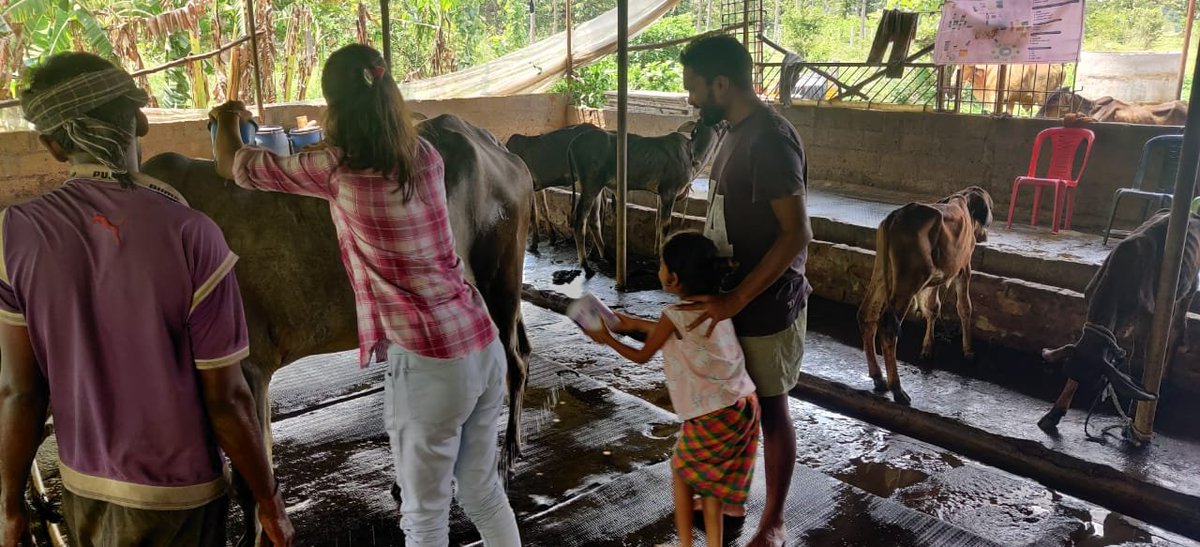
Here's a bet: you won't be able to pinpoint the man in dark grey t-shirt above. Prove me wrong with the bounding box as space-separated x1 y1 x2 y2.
679 35 813 547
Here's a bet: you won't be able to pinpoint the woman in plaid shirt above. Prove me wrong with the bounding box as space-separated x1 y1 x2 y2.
211 44 520 547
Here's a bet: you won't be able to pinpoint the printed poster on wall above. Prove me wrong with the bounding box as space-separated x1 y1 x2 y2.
933 0 1085 65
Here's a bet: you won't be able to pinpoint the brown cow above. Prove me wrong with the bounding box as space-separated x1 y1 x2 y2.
142 113 532 546
1038 210 1200 433
858 187 994 405
1037 88 1189 126
961 64 1066 115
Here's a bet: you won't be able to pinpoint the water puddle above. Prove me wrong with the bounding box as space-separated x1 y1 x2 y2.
834 456 931 498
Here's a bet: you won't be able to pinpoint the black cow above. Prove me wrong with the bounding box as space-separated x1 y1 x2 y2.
506 123 599 253
142 113 533 545
1038 210 1200 433
567 119 723 276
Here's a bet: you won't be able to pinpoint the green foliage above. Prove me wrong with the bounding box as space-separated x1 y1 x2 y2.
552 13 695 107
1085 0 1172 51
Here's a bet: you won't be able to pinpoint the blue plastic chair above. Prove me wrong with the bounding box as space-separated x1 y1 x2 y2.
1104 134 1184 245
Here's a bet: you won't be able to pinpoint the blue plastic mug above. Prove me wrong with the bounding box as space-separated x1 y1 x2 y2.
288 126 324 153
254 126 291 156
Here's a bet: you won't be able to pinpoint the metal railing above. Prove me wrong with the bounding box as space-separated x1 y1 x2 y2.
760 38 1077 116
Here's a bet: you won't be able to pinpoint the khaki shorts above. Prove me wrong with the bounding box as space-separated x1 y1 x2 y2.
739 308 807 398
62 490 228 547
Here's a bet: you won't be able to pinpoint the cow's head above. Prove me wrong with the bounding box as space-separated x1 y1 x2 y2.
1036 88 1085 119
505 133 531 156
678 118 725 174
959 186 993 243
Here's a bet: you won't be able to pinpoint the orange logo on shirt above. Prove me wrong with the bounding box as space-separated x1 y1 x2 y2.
92 213 123 244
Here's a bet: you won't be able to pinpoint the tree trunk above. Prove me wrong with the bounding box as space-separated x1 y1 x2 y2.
774 0 782 40
860 0 867 44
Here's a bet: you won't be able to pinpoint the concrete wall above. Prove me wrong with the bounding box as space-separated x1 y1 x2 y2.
569 100 1176 236
0 93 568 207
1077 51 1182 104
785 105 1183 233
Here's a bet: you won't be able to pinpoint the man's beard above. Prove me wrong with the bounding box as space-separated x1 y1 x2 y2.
699 104 725 125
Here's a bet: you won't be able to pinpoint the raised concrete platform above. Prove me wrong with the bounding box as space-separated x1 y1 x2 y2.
536 181 1200 410
544 179 1161 296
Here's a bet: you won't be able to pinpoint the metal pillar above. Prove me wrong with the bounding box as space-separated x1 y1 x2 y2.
381 0 393 72
1131 45 1200 442
1177 0 1197 100
244 0 267 123
616 0 629 289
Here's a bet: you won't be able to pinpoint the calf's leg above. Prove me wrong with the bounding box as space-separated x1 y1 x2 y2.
880 310 911 406
955 273 975 361
1038 379 1078 433
917 287 940 362
572 188 601 277
858 283 888 393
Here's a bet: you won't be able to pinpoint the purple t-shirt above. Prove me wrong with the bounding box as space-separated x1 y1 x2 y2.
0 172 248 510
711 106 812 337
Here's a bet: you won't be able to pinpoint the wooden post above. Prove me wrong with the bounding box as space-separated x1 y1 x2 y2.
1131 47 1200 443
992 64 1008 115
529 0 537 44
381 0 393 72
1177 0 1196 100
616 0 629 289
244 0 267 124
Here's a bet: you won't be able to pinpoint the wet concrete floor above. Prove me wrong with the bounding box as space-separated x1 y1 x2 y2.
217 301 1187 546
26 301 1193 546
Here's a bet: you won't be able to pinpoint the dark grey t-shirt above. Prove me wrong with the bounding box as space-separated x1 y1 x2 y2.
711 106 811 338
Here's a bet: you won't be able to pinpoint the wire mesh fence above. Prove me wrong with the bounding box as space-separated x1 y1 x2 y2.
720 0 766 92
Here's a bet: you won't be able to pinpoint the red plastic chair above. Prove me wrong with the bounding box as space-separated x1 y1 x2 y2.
1006 127 1096 233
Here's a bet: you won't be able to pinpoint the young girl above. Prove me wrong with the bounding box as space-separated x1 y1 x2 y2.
584 231 760 547
209 44 520 546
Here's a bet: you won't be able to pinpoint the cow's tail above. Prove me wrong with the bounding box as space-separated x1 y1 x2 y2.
568 146 579 226
875 215 901 334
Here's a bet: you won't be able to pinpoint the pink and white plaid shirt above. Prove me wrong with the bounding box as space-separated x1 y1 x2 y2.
233 140 496 366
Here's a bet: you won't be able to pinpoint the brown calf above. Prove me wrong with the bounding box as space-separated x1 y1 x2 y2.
1038 210 1200 433
858 187 994 405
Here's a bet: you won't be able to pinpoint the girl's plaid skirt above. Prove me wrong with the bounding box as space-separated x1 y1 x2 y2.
670 395 760 506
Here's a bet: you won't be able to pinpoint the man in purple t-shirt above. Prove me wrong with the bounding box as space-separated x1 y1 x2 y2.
679 36 813 547
0 53 292 546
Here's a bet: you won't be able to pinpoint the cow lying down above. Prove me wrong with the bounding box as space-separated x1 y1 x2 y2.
858 187 994 405
1038 210 1200 433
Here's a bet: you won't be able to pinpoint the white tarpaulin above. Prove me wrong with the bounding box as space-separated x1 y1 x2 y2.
933 0 1084 65
399 0 682 100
